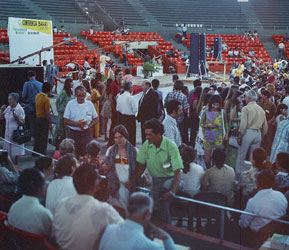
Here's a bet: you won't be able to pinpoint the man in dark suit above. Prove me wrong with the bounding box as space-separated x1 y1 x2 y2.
137 81 159 143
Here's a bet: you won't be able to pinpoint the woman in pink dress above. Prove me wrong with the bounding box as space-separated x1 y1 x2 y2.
0 93 25 165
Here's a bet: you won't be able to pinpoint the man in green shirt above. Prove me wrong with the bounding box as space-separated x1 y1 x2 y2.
128 119 183 223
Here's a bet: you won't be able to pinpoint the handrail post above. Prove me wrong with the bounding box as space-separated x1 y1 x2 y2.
220 209 225 243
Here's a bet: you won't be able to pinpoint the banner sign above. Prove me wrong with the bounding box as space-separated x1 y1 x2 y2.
8 17 54 65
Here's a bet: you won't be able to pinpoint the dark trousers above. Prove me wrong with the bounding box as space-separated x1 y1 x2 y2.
141 122 146 144
177 120 186 144
67 128 92 159
122 54 127 65
108 111 120 147
33 117 49 155
27 111 36 139
119 114 136 146
189 115 199 147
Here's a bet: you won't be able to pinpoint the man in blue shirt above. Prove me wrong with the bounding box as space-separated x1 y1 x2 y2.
22 70 42 138
99 192 176 250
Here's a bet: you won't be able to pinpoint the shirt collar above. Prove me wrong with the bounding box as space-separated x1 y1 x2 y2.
22 195 41 203
167 115 177 125
148 136 167 151
125 219 144 233
145 87 152 95
257 188 273 194
247 101 256 106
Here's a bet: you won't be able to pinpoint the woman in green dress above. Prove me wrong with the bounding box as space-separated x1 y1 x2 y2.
53 78 74 148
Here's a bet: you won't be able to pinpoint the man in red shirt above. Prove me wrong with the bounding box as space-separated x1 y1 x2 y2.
108 69 123 146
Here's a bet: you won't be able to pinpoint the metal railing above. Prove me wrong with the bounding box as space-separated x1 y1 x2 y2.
1 136 289 245
0 137 45 158
136 187 289 243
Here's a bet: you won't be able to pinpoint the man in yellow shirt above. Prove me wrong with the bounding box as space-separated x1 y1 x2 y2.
33 82 52 155
236 90 268 179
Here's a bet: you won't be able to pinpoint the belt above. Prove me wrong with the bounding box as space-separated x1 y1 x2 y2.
69 128 89 133
120 114 135 118
247 128 261 132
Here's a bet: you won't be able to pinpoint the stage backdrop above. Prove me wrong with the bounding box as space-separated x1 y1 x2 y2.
8 17 54 65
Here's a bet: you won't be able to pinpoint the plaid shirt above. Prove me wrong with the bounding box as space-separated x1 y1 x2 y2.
164 90 189 122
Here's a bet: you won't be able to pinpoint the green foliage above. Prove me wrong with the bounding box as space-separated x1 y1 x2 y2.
142 62 161 78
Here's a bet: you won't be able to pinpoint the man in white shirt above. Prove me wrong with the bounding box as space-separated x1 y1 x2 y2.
278 41 285 60
99 192 176 250
239 169 287 232
117 82 138 146
46 154 77 214
53 164 123 250
163 100 183 148
66 59 75 70
72 70 85 94
8 168 53 237
83 58 91 70
64 86 97 158
182 24 187 39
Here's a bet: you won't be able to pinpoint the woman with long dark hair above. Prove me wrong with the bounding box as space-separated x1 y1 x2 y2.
200 95 228 168
54 78 74 147
104 125 137 211
101 79 113 141
225 91 244 168
189 86 202 146
241 147 270 197
90 78 101 138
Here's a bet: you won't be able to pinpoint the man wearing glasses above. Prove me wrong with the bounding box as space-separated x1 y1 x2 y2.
64 86 97 158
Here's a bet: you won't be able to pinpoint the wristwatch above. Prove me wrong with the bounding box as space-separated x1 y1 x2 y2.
169 191 176 197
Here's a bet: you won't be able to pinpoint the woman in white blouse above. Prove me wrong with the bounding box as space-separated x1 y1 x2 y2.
104 125 137 211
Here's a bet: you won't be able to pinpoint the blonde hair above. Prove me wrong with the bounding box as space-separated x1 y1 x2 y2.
59 138 75 155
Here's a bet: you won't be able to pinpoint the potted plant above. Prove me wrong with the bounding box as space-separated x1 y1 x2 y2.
142 62 161 79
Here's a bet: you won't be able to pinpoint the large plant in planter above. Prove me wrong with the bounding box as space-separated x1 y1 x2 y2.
142 62 161 78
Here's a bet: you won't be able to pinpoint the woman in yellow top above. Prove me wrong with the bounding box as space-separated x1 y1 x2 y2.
90 78 101 138
235 64 244 81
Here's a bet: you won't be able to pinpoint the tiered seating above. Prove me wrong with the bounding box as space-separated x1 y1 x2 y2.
0 0 38 22
83 31 165 67
82 30 186 69
182 34 272 64
30 0 91 24
53 33 96 71
251 0 289 29
139 0 248 27
0 28 8 43
82 30 189 72
272 35 289 59
95 0 147 26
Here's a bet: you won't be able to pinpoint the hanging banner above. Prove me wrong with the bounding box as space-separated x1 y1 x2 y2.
8 17 54 65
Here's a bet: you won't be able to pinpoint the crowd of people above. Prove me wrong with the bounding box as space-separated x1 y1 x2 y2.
1 32 289 248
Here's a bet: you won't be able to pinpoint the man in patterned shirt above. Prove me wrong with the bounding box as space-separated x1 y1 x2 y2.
164 80 189 142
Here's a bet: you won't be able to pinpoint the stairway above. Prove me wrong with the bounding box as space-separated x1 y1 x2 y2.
239 1 261 28
80 37 129 68
21 0 58 25
126 0 159 26
259 35 278 61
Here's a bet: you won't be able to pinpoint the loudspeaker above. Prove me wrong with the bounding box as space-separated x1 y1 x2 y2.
0 65 44 106
199 33 207 75
199 33 206 62
189 33 199 74
213 37 222 60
